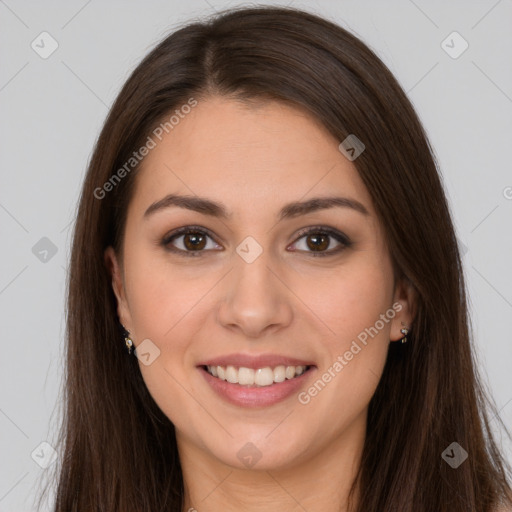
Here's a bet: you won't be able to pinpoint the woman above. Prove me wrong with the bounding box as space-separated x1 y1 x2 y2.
40 5 512 511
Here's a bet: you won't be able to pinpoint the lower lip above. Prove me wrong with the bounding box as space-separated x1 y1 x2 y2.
199 366 315 408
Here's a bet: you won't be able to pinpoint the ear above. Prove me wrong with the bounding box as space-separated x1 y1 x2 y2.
104 246 133 333
390 277 416 342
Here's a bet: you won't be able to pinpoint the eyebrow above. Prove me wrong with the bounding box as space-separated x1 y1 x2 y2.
143 193 369 221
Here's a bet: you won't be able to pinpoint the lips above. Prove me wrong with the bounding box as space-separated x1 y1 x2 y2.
197 353 316 407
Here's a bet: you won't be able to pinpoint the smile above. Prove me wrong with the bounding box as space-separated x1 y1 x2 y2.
198 353 316 407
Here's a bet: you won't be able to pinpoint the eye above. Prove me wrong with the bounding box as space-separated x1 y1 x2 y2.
288 226 352 257
162 226 222 257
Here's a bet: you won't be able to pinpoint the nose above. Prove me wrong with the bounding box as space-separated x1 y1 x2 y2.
216 248 293 339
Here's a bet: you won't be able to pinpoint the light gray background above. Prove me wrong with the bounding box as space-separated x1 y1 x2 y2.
1 0 511 510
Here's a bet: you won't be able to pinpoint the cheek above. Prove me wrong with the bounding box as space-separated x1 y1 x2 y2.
294 258 394 414
293 256 394 345
124 246 207 340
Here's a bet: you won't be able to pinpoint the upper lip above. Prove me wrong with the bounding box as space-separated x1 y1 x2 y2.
198 353 316 369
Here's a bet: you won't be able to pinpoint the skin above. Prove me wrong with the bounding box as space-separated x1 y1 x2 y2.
105 96 416 512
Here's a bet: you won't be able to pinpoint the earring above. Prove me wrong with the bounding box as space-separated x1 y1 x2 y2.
120 324 134 355
124 334 134 354
400 322 409 344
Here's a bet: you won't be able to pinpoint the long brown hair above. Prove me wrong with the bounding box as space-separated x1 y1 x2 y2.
37 5 512 511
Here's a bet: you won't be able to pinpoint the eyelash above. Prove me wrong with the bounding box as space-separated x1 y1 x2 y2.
161 225 352 258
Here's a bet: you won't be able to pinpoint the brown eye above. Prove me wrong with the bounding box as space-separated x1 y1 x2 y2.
289 227 352 257
162 227 221 256
305 233 330 252
182 232 207 250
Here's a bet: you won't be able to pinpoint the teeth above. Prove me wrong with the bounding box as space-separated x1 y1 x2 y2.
238 367 255 385
225 365 238 384
274 365 286 383
285 366 295 380
255 367 274 386
206 364 308 387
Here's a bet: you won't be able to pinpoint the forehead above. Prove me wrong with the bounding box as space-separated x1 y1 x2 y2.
129 96 375 219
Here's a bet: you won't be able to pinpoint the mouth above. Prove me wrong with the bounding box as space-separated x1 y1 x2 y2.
201 364 313 387
198 358 316 407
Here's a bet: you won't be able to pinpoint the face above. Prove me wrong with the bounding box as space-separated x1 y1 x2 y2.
105 96 414 472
